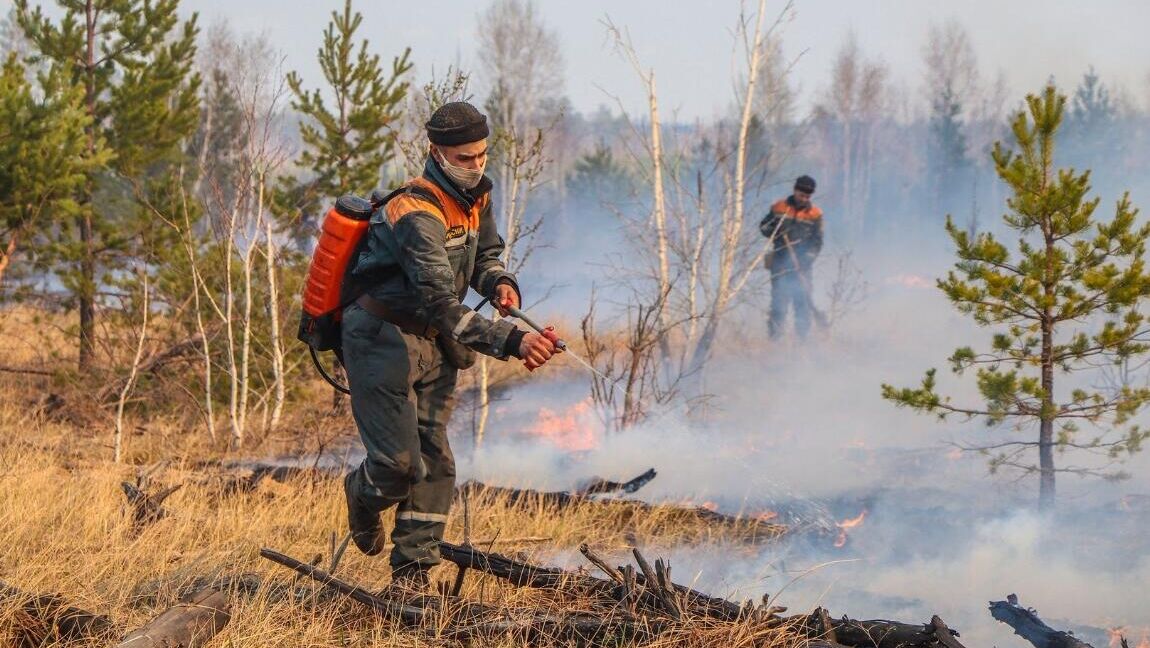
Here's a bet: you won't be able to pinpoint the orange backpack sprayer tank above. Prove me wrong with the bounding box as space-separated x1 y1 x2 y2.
298 194 375 354
298 186 439 393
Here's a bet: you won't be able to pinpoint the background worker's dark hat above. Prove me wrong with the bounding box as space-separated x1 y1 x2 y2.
794 175 817 194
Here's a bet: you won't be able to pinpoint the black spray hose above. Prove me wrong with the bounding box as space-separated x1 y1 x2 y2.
310 346 351 395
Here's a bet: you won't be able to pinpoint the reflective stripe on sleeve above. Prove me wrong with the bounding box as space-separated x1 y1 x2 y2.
452 309 477 338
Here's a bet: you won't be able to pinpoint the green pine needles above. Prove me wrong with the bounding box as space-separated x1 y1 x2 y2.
279 0 412 224
882 86 1150 509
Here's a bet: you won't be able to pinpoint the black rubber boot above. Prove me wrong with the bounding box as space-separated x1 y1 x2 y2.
344 471 385 556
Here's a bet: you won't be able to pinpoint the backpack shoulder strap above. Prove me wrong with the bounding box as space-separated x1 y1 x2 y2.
372 183 446 215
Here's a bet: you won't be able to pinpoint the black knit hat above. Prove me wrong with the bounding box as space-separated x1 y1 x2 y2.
794 175 816 194
426 101 490 146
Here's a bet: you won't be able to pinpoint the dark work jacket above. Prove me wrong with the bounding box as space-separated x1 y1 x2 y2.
349 156 520 359
759 195 824 272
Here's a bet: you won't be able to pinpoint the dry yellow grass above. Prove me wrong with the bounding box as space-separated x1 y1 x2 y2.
0 410 797 647
0 306 796 646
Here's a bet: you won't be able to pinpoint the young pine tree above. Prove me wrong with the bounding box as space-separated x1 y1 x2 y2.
279 0 412 234
882 86 1150 510
16 0 200 372
0 55 107 289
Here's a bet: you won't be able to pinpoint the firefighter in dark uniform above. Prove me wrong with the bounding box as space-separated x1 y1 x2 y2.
760 175 823 339
341 101 560 590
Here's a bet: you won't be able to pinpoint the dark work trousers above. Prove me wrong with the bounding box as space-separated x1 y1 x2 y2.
341 302 458 569
769 267 813 339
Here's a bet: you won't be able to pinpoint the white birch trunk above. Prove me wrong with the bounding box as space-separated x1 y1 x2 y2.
261 173 285 431
224 210 241 446
114 273 150 464
236 206 257 448
687 0 767 377
649 72 670 331
474 356 491 448
181 195 217 442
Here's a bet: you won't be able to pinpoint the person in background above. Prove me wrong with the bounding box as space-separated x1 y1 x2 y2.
760 175 824 340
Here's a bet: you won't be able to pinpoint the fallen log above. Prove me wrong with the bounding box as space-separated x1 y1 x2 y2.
989 594 1095 648
116 588 230 648
823 613 967 648
259 547 662 644
0 579 113 646
577 468 658 495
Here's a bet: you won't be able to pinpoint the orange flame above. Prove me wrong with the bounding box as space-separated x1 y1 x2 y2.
1107 628 1125 648
524 398 600 451
833 509 868 548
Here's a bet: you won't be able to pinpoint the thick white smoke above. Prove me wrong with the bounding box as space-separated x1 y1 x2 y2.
453 239 1150 648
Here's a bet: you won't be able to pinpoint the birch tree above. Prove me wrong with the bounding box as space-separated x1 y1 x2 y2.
185 32 290 447
594 1 795 421
922 19 979 227
471 0 565 447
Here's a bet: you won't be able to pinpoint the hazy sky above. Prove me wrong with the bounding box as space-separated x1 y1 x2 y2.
174 0 1150 120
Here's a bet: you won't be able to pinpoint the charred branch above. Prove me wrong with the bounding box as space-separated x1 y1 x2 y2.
121 477 181 531
439 540 614 593
989 594 1095 648
579 543 747 621
822 614 967 648
442 540 744 623
0 364 55 377
577 468 658 495
259 548 662 644
441 540 967 648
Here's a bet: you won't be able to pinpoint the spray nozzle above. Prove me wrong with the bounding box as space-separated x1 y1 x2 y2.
504 305 568 351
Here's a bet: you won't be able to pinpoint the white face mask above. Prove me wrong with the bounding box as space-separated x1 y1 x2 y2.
435 148 486 190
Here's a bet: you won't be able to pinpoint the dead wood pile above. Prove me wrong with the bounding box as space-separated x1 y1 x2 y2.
261 541 970 648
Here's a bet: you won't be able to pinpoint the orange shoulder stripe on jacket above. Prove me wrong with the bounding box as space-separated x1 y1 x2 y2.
410 177 479 231
386 193 445 227
795 205 822 221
